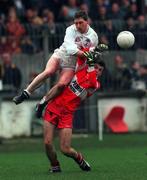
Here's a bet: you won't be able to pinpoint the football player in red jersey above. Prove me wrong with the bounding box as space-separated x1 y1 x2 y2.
36 50 105 173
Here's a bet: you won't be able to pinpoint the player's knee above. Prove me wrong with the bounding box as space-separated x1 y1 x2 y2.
44 138 52 146
60 145 70 155
58 78 72 86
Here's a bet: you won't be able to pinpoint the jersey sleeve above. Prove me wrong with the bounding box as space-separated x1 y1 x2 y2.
93 33 99 48
63 26 79 55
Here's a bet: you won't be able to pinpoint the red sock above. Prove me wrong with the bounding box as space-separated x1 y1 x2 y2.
76 153 83 163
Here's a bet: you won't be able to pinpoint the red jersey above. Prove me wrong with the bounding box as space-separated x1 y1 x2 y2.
46 64 100 113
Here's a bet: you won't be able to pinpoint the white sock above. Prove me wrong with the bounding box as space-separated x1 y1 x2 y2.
24 89 31 96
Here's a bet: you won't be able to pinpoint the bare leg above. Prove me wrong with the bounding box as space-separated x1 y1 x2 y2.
43 69 75 102
43 121 58 166
59 128 91 171
59 128 78 158
27 56 60 94
12 56 60 105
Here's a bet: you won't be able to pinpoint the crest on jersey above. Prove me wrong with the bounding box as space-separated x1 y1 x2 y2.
83 38 91 47
75 36 81 42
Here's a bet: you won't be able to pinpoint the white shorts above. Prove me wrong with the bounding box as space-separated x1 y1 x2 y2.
51 48 77 70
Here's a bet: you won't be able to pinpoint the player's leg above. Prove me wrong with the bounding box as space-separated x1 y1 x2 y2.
43 120 61 173
42 68 75 102
13 56 60 105
35 68 74 118
59 128 91 171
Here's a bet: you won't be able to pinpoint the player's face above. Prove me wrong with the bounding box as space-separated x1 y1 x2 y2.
74 18 88 33
94 64 104 77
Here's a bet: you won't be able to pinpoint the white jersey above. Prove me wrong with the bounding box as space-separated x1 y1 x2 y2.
52 24 98 69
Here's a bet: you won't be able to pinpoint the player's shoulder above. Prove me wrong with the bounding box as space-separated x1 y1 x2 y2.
66 24 76 32
89 26 97 35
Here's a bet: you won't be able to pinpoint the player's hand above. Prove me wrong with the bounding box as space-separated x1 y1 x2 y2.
86 58 95 66
95 44 108 53
84 52 95 66
83 51 93 60
35 102 47 118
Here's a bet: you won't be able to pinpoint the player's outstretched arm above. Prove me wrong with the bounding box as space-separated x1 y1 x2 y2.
35 83 65 118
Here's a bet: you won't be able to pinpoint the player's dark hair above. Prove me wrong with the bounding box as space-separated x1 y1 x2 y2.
74 11 88 21
97 61 106 69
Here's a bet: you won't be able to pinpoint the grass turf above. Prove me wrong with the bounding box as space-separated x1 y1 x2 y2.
0 134 147 180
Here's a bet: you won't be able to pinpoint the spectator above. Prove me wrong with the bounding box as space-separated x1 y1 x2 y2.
90 0 110 20
1 53 22 90
24 8 34 24
44 10 56 33
0 36 21 55
95 6 109 22
125 17 136 33
125 3 139 20
79 2 89 15
67 0 78 19
99 64 113 91
20 36 35 54
42 8 50 23
125 17 137 50
138 64 147 90
112 54 132 91
40 0 64 20
6 7 25 37
108 3 124 20
103 20 118 50
120 0 130 18
130 60 140 81
31 8 43 26
24 8 43 52
43 10 63 51
135 15 147 50
8 37 22 54
6 7 25 54
58 5 72 23
0 37 11 54
130 60 141 89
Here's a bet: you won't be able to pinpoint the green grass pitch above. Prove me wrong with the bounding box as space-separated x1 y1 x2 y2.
0 134 147 180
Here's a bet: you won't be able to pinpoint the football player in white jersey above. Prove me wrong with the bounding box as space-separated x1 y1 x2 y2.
13 11 98 104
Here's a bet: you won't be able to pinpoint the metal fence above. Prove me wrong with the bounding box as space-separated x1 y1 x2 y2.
1 49 146 94
0 20 147 95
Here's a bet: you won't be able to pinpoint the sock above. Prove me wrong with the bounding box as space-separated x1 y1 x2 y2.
24 89 31 96
39 97 48 105
51 160 60 167
75 153 83 163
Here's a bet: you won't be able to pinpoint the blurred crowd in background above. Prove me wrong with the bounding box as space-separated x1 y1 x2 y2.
1 0 147 54
0 0 146 92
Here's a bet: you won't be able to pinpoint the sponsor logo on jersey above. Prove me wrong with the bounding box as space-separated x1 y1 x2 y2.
69 79 87 99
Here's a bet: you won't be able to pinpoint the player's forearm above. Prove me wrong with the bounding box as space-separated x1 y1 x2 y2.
43 84 65 102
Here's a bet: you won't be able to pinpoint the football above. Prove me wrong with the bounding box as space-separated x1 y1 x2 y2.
117 31 135 48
